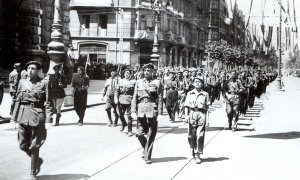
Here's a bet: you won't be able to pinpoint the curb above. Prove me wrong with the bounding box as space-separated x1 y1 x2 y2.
0 102 106 124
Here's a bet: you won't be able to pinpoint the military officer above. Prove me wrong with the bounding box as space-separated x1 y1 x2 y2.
184 76 209 164
71 66 89 126
9 63 22 116
45 63 68 126
131 63 162 164
164 70 179 122
11 61 51 180
115 68 135 136
102 67 119 126
223 70 245 131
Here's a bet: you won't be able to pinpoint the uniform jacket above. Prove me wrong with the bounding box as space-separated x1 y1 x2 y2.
9 69 20 94
71 73 89 90
131 78 161 118
45 73 68 99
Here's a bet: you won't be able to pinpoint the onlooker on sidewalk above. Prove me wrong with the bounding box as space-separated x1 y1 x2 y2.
0 73 4 120
45 63 68 126
72 66 89 126
9 63 22 116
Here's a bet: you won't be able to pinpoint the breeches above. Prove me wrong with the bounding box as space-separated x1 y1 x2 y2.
52 98 65 113
136 117 158 160
18 121 47 152
188 111 206 154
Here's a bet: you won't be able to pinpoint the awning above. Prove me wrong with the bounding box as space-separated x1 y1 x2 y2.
70 0 113 7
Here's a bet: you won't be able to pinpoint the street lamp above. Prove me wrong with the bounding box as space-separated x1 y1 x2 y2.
150 0 161 67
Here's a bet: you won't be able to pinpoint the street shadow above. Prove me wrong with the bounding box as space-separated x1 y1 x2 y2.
244 131 300 140
202 157 229 163
206 127 226 132
237 123 253 126
157 128 188 134
58 123 107 126
37 173 89 180
152 156 187 163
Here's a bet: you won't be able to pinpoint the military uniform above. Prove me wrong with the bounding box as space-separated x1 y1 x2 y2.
71 72 89 124
223 75 245 131
164 73 178 122
115 77 135 135
131 65 162 164
102 74 119 126
11 62 49 179
184 81 209 163
45 71 67 125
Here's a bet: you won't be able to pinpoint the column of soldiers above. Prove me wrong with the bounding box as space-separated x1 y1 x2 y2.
103 64 277 164
8 59 277 178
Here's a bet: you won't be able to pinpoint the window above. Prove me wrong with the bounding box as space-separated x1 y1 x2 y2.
210 0 219 10
98 14 107 29
81 15 90 36
210 14 219 26
210 30 219 41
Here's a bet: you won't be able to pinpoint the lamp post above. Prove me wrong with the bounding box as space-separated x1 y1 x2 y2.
277 0 283 89
47 0 65 74
150 0 163 114
150 0 160 67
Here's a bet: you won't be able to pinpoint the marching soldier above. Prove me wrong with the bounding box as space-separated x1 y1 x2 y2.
45 63 68 126
11 61 51 180
131 63 162 164
9 63 22 116
223 70 245 131
164 70 179 122
102 67 119 126
115 68 135 136
238 71 248 115
71 66 89 126
184 76 209 164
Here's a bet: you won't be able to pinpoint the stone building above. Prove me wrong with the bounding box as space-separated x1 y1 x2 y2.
68 0 210 68
0 0 71 72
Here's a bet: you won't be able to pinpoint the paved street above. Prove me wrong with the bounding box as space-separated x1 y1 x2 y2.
0 76 300 180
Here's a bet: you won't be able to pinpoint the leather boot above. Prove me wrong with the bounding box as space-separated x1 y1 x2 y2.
30 150 38 180
54 113 61 126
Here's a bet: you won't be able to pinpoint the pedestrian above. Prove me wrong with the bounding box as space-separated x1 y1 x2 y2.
10 61 51 180
164 70 179 122
45 63 68 126
223 70 245 131
9 63 22 116
102 67 119 127
131 63 162 164
71 66 89 126
184 76 209 164
115 68 135 136
0 72 4 120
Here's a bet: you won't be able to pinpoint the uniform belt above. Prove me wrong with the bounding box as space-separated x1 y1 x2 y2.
227 92 237 95
191 108 206 113
139 98 155 103
20 102 42 108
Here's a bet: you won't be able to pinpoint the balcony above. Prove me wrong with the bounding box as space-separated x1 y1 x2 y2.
80 27 108 37
176 35 186 45
134 30 163 41
165 31 176 42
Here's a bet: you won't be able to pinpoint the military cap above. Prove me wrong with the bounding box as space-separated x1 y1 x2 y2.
25 61 42 69
14 63 21 68
193 76 204 83
143 63 155 69
169 70 177 74
183 69 189 73
108 67 118 72
122 68 133 74
53 63 62 69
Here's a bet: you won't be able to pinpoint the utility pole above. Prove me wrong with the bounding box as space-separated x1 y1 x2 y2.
277 0 282 89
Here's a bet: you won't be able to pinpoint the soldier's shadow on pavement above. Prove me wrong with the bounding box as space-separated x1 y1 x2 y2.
157 128 188 134
37 173 89 180
151 156 188 163
58 123 107 126
202 157 229 163
244 131 300 140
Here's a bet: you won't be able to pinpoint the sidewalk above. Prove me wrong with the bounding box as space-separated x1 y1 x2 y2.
0 80 106 124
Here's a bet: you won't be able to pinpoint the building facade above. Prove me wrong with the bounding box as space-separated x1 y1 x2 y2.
68 0 210 68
